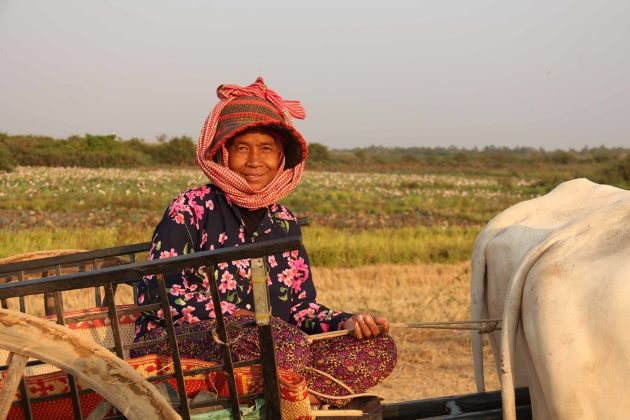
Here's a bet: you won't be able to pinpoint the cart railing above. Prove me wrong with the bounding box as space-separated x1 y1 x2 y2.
0 243 149 315
0 236 303 420
0 217 308 314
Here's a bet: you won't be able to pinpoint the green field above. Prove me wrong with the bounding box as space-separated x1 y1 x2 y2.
0 166 549 265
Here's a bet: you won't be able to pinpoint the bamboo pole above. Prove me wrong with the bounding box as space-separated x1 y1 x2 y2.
311 409 364 417
308 319 502 342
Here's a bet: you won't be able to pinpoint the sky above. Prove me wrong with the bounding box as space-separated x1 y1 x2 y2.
1 0 629 150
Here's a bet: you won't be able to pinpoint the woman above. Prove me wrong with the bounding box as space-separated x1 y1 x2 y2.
132 77 396 407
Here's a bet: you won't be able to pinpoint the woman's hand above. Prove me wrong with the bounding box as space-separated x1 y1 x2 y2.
341 313 389 339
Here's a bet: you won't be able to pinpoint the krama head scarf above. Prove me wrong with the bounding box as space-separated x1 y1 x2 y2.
196 77 308 209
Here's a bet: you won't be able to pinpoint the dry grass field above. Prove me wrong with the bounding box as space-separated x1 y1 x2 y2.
4 262 500 404
313 263 500 403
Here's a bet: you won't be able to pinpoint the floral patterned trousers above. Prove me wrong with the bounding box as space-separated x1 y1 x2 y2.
131 315 397 406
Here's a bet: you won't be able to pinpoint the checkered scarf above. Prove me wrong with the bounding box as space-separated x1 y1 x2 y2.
205 145 304 209
196 77 306 209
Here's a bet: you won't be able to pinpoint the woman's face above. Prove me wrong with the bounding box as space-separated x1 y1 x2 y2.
227 131 282 191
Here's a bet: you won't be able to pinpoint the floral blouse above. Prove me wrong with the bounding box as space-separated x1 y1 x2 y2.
134 184 352 340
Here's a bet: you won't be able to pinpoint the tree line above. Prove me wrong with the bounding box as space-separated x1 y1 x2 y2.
1 133 628 186
0 133 196 171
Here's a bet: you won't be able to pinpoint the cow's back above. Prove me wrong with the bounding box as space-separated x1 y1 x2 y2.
471 178 629 390
503 198 630 419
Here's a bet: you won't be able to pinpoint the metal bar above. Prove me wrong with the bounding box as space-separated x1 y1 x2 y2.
0 274 7 307
156 273 191 419
0 237 302 299
92 258 101 307
47 267 63 317
205 265 242 420
41 269 55 316
251 257 281 419
95 286 102 307
382 387 531 419
0 359 48 371
18 377 33 420
80 261 103 308
53 265 65 324
130 253 138 303
0 225 304 275
116 303 158 315
259 327 280 417
66 375 83 420
104 283 125 359
49 268 82 420
17 270 25 312
53 293 66 325
0 242 152 275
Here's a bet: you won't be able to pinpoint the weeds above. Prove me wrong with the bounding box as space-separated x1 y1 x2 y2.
0 225 479 267
0 165 601 265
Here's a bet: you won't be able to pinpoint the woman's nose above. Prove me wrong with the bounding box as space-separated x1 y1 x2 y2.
246 149 262 166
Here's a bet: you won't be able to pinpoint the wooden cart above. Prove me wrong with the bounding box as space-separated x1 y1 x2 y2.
0 237 531 419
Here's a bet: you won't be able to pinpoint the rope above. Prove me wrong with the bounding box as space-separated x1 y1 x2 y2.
210 321 244 346
303 366 381 401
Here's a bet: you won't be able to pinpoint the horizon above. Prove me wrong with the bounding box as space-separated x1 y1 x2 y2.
5 132 628 153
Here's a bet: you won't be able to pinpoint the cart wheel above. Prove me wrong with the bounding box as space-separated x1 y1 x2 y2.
0 308 180 420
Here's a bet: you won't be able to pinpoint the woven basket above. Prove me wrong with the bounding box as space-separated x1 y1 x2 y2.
2 353 312 420
2 354 218 420
0 249 89 266
210 365 312 419
0 306 311 419
0 305 138 376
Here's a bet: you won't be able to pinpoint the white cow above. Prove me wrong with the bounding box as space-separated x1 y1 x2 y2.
470 178 630 419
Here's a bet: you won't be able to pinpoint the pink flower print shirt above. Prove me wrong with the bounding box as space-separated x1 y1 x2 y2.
134 184 351 340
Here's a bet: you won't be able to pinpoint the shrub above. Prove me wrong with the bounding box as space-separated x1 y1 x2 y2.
307 143 333 163
595 154 630 186
157 136 196 165
0 142 16 172
549 150 575 165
